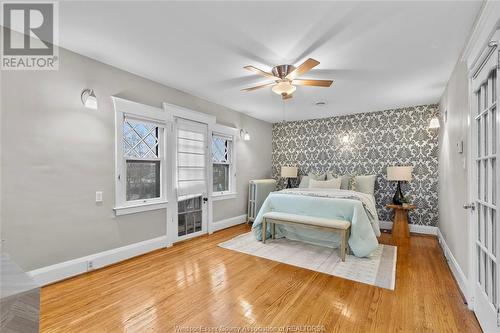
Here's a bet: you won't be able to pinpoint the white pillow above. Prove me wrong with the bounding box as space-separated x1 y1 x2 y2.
308 178 341 189
352 175 377 195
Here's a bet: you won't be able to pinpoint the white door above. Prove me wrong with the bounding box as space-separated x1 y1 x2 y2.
175 118 209 241
471 37 500 331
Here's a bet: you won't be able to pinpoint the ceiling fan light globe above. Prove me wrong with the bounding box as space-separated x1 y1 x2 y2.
272 81 296 96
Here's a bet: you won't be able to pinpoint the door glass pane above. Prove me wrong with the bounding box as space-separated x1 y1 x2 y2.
178 196 202 237
484 205 488 245
178 214 186 237
478 203 482 242
493 70 497 102
478 89 482 115
477 118 482 158
484 83 488 111
484 113 489 156
485 252 489 296
486 206 490 251
484 160 488 202
186 214 194 234
482 251 486 288
492 158 497 205
194 211 202 232
478 245 482 285
493 209 497 256
492 260 497 306
478 160 482 199
493 108 497 155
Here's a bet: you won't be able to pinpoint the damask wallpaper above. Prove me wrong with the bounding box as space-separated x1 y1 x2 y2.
272 104 439 226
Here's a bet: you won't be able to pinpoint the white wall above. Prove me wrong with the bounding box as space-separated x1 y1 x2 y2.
438 61 470 277
1 45 272 271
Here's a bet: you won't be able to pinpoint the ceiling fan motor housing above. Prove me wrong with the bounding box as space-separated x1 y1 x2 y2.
272 65 296 80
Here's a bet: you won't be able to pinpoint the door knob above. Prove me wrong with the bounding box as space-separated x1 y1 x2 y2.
203 197 208 202
463 203 476 210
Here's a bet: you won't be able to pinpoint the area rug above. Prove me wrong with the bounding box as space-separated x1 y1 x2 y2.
218 232 397 290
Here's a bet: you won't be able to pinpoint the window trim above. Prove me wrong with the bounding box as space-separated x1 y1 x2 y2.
112 97 170 215
211 124 238 200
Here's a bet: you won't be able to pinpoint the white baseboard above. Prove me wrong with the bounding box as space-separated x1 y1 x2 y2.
379 220 438 235
437 229 471 307
27 236 168 286
212 214 247 232
28 214 248 287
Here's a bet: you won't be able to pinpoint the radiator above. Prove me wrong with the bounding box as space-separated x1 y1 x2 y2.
247 179 276 222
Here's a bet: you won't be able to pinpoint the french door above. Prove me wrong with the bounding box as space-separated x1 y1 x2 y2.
175 118 209 241
471 36 500 331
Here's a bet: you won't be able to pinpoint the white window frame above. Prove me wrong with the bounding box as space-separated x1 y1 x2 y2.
112 97 169 216
211 124 238 201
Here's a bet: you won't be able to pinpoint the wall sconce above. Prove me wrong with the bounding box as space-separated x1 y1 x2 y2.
81 89 98 110
240 129 251 141
341 134 350 144
429 116 440 129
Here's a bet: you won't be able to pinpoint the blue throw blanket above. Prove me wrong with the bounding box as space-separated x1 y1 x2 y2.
251 190 380 257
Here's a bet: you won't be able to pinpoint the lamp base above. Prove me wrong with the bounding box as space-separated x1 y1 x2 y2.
392 181 405 205
286 178 292 189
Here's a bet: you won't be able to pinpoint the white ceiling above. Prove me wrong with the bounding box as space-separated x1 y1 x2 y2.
58 1 482 123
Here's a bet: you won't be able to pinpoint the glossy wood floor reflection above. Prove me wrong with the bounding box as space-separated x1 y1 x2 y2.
40 225 481 332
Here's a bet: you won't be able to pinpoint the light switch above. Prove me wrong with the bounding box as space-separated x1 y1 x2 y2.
96 191 103 203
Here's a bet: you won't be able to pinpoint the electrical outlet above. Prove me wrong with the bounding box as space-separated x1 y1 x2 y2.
87 260 95 271
95 191 103 203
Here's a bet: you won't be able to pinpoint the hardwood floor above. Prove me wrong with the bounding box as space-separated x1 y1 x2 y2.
40 225 481 332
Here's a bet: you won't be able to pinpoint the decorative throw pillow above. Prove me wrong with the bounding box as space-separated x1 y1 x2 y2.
298 176 310 188
299 172 326 188
352 175 376 195
308 178 341 189
309 172 326 180
327 172 351 190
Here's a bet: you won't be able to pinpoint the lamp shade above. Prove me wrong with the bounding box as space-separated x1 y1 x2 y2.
429 116 440 129
272 82 296 96
387 166 413 181
281 166 298 178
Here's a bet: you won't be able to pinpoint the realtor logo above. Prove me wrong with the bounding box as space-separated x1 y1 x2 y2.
1 2 58 70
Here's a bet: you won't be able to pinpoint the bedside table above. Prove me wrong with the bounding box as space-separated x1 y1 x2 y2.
386 204 416 244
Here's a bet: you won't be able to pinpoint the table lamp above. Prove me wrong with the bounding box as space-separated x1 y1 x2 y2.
281 166 298 189
387 166 413 205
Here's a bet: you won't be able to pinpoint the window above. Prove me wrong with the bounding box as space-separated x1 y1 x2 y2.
123 118 162 201
114 107 167 214
212 134 232 193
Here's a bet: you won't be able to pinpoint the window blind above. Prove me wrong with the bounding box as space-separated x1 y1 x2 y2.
176 118 207 197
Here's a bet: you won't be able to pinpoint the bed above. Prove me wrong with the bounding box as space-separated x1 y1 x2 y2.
251 188 380 257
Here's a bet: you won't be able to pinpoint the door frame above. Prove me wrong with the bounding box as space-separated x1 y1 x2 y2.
162 102 215 245
462 27 500 328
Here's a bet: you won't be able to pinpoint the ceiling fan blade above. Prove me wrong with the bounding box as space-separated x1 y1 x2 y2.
292 79 333 87
285 58 320 80
282 93 293 100
241 82 275 92
243 65 281 80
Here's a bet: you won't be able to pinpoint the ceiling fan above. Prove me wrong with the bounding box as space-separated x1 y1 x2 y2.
241 58 333 100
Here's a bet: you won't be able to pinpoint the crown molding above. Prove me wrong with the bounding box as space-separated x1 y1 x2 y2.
461 1 500 70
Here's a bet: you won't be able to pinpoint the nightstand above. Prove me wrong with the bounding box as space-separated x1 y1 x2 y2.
386 204 416 244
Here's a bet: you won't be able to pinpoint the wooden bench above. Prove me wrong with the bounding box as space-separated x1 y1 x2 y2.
262 212 351 261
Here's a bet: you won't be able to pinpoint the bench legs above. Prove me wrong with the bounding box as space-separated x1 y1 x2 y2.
262 219 351 263
340 230 346 262
340 228 351 262
262 219 267 244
